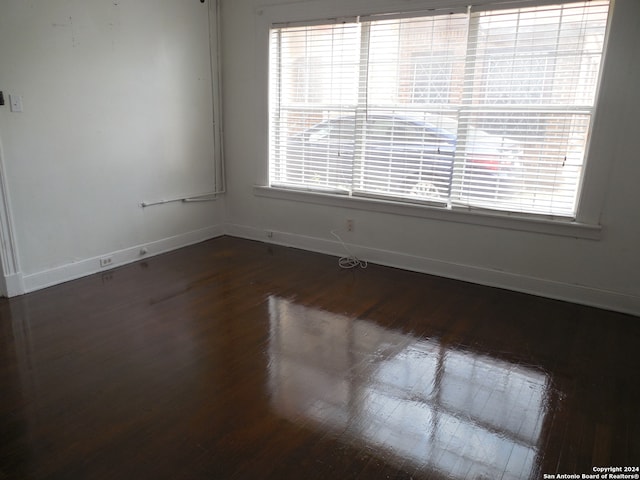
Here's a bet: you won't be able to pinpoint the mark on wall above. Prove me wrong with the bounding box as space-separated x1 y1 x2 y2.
52 16 77 48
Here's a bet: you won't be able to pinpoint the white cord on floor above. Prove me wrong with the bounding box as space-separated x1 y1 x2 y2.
331 230 367 269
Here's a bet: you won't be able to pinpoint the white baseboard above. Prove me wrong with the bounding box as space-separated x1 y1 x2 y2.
225 223 640 317
9 222 640 317
0 272 25 297
21 224 225 294
4 273 25 297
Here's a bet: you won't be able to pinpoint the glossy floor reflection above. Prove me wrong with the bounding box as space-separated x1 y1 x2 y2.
0 237 638 479
268 296 551 480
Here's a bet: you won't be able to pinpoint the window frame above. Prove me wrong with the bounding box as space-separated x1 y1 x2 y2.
256 0 615 239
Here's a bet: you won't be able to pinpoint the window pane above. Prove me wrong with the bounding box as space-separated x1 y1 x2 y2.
354 14 468 201
367 15 468 107
451 2 609 215
270 23 360 189
452 111 590 216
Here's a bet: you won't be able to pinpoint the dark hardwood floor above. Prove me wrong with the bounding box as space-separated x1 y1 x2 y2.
1 236 638 479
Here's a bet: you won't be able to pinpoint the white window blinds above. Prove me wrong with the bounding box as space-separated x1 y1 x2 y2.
269 1 610 218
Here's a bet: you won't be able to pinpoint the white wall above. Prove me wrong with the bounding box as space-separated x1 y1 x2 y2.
0 0 225 292
1 0 637 316
220 0 640 316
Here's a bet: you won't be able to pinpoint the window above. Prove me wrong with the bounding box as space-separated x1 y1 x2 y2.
269 1 610 219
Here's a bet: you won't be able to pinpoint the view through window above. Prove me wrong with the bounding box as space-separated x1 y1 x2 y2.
269 1 610 218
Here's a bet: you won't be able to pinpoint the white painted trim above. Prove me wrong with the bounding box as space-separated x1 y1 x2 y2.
210 0 226 194
254 186 603 240
258 0 584 24
21 225 225 294
0 138 23 297
225 223 640 317
3 273 25 297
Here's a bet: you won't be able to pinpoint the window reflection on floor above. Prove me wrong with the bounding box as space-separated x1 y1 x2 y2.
267 296 551 480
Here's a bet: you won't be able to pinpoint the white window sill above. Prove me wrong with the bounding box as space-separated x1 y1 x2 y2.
253 186 602 240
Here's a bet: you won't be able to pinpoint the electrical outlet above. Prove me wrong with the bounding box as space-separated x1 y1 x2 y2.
346 219 354 232
99 257 113 268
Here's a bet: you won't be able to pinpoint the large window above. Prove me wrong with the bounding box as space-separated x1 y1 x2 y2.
269 1 609 218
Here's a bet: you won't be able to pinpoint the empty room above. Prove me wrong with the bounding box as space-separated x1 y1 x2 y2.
0 0 638 479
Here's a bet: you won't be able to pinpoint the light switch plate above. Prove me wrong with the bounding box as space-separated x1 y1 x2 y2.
9 94 23 113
